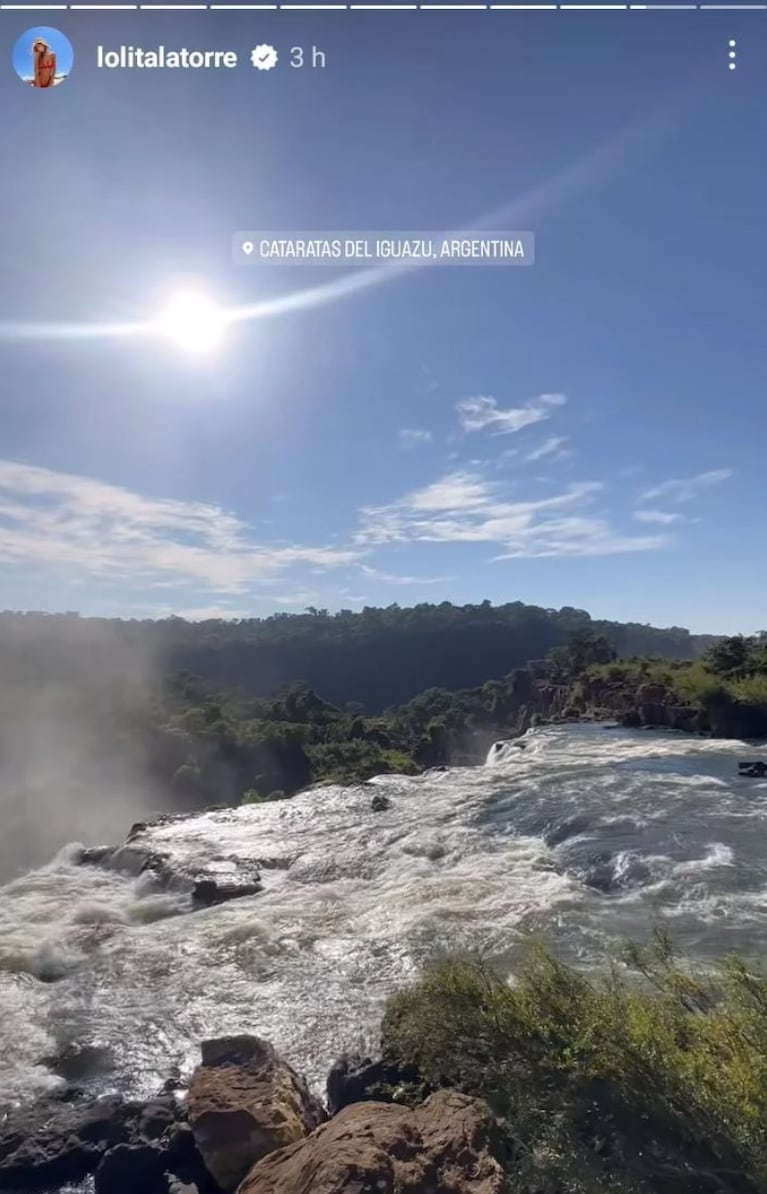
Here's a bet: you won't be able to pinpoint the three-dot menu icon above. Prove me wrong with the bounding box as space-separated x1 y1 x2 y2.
728 39 736 71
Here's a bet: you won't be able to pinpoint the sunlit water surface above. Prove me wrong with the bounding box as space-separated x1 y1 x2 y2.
2 724 767 1112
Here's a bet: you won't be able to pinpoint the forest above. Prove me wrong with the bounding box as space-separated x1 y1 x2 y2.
0 601 716 712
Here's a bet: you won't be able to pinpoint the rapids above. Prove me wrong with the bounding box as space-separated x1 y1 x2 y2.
2 723 767 1113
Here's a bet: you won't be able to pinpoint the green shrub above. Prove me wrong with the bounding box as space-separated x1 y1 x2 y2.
381 936 767 1193
673 661 728 704
380 749 420 775
730 674 767 705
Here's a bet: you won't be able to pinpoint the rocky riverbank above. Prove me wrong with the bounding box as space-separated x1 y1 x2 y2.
0 1034 507 1194
7 944 767 1194
513 675 767 743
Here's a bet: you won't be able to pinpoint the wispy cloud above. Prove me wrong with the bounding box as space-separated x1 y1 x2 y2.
456 393 566 436
639 469 733 504
356 469 666 558
399 428 433 449
633 509 684 525
359 564 454 585
525 435 570 463
0 460 360 596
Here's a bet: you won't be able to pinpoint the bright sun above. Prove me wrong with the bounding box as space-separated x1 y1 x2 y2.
156 290 227 355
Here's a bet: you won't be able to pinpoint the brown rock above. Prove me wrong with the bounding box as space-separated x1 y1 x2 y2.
236 1088 515 1194
187 1036 326 1193
636 683 672 707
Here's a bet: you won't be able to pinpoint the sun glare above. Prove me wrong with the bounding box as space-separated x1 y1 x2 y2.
156 290 226 355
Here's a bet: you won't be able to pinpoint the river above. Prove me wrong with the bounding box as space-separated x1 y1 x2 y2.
2 723 766 1114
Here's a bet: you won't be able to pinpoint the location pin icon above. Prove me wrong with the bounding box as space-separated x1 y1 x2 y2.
242 240 254 256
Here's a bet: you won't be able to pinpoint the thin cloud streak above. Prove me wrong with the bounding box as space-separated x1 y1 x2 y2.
525 435 570 462
639 469 733 504
634 509 684 525
359 564 454 585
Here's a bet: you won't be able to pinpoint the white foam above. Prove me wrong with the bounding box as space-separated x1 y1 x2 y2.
673 842 735 875
0 723 762 1107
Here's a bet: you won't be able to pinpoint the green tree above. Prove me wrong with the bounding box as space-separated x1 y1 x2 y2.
705 634 751 676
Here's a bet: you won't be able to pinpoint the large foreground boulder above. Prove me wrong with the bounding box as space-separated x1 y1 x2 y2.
187 1036 326 1193
236 1088 516 1194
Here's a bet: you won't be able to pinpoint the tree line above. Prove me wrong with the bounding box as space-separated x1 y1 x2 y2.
0 601 717 713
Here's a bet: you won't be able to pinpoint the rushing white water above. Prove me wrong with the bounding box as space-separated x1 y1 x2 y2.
2 723 767 1113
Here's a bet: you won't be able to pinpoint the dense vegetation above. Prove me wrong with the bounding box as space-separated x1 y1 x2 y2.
566 632 767 739
70 629 767 809
123 663 537 806
0 609 763 827
588 633 767 710
0 603 717 713
1 604 764 879
380 932 767 1194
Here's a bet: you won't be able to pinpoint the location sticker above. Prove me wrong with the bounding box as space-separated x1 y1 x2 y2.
241 240 255 256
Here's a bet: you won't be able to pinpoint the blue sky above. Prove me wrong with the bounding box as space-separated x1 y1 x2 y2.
0 6 764 633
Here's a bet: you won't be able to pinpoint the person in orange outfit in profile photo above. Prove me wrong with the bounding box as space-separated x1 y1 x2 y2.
32 37 57 87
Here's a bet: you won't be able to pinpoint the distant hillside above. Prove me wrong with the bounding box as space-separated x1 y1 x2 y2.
0 602 718 712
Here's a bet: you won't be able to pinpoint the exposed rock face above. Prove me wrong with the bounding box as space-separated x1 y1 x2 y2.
631 683 689 730
326 1053 432 1115
739 760 767 777
191 878 263 906
237 1088 516 1194
93 1141 168 1194
187 1036 326 1193
0 1092 209 1194
78 835 262 907
370 794 391 812
714 703 767 740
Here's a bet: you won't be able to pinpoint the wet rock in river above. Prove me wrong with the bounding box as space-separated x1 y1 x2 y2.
77 836 262 907
739 760 767 778
191 877 262 906
0 1091 207 1194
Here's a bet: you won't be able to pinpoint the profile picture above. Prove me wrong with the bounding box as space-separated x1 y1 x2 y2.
12 26 74 88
